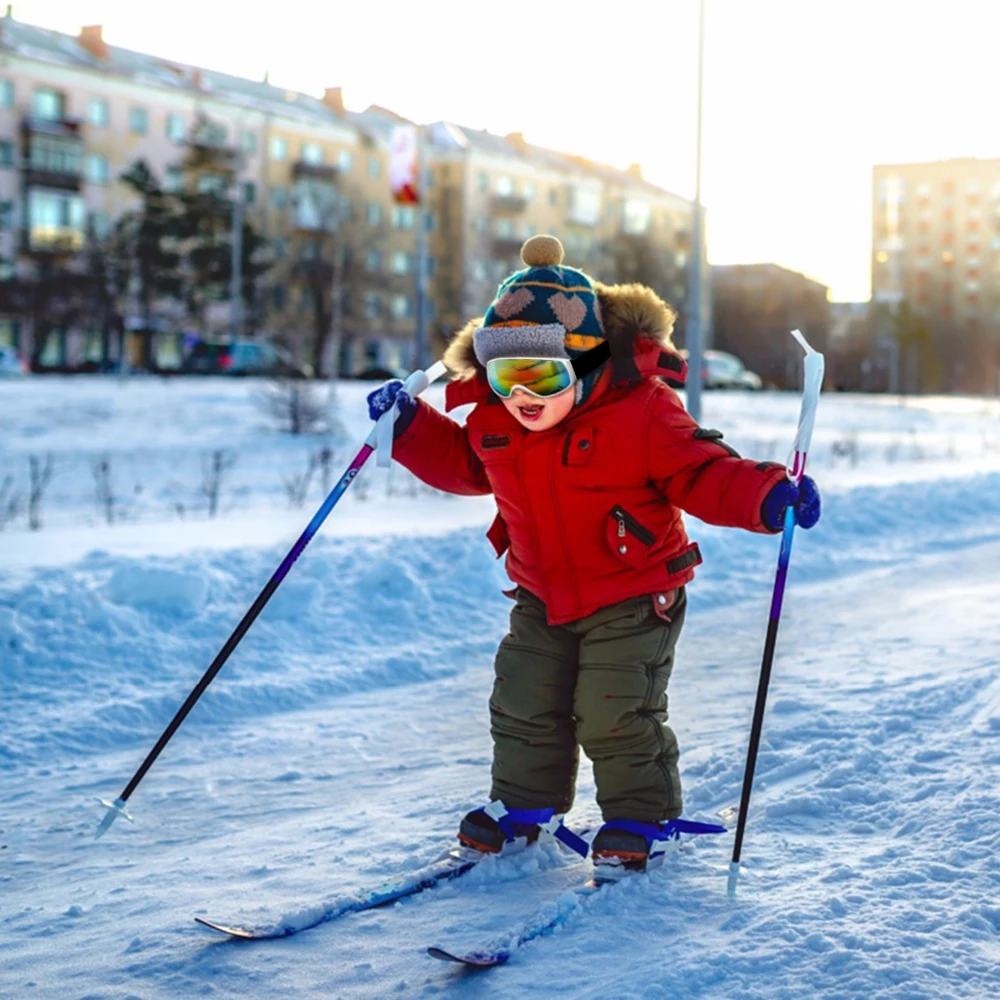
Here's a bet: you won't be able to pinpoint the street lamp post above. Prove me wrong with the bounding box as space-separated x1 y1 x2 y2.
413 126 430 373
685 0 706 424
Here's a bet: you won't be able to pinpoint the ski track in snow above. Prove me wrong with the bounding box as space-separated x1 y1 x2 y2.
3 386 1000 998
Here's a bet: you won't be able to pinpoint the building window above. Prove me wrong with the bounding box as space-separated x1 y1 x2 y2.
163 166 182 193
364 291 380 318
33 88 65 121
271 186 288 210
89 210 110 239
87 97 109 127
496 175 515 197
242 181 256 205
477 172 488 193
368 155 381 179
301 141 324 165
494 217 515 238
198 174 226 196
166 113 185 143
392 205 415 229
942 250 954 265
366 248 381 273
338 149 353 172
0 200 13 229
240 130 257 154
390 250 411 275
472 260 487 281
0 141 13 168
367 202 381 226
473 214 487 233
623 198 652 235
270 135 287 160
0 80 13 109
27 189 85 250
272 285 286 311
29 134 81 176
86 154 109 184
390 294 412 319
129 107 148 135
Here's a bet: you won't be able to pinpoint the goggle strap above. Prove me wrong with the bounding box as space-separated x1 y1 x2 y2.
571 341 611 381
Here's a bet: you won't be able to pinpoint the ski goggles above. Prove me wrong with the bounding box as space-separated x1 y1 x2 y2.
485 357 577 400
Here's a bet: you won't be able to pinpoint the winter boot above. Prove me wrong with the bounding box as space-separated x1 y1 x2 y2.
591 818 728 874
457 802 589 858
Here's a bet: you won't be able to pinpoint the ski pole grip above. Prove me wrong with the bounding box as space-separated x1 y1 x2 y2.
786 330 825 483
372 361 449 465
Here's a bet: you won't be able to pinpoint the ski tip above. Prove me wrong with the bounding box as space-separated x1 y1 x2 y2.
427 945 508 968
194 916 261 940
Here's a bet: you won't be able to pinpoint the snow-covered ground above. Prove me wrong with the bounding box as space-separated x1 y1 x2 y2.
2 376 1000 999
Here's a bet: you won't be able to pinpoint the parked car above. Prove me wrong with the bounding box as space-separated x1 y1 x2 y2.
0 344 29 376
681 349 763 390
181 339 312 378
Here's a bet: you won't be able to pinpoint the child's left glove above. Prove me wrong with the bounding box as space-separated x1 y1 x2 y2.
761 475 821 531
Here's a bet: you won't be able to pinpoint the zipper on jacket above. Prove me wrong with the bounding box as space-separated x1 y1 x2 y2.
610 505 656 546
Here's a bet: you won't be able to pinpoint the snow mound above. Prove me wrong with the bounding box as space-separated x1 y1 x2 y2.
106 562 209 613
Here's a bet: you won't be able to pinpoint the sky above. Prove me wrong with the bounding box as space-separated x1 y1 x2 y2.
13 0 1000 301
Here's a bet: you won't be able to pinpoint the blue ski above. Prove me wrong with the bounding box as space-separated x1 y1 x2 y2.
196 847 484 940
427 874 616 967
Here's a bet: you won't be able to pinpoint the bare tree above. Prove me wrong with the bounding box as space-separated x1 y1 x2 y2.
256 379 332 436
0 474 22 530
281 452 320 508
269 172 392 378
91 456 117 525
201 449 237 518
28 455 53 531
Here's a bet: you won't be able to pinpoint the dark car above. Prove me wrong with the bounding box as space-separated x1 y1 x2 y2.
182 339 312 378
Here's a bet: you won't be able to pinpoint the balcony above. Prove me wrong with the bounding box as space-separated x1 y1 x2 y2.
292 160 340 182
21 117 83 192
492 235 523 256
490 193 527 213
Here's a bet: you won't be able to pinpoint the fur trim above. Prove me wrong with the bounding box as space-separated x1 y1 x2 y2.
593 282 676 349
442 316 484 381
441 283 676 381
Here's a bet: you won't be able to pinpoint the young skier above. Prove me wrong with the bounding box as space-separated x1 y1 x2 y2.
367 234 821 872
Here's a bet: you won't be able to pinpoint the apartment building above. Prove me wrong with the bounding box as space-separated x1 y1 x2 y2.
872 158 1000 392
0 13 701 376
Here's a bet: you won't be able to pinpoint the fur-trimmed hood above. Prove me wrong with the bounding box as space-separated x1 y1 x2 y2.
442 281 679 384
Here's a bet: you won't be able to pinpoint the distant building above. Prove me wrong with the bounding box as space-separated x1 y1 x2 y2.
0 12 705 375
711 264 830 389
872 157 1000 393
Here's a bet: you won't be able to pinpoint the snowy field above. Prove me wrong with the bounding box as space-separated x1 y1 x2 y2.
3 375 1000 999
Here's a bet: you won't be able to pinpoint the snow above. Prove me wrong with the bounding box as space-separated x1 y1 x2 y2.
3 376 1000 999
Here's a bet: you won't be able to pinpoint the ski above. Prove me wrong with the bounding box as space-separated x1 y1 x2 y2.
195 847 484 940
427 872 621 967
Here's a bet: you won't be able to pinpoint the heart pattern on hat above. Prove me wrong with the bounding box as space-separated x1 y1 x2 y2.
549 292 588 332
493 286 535 319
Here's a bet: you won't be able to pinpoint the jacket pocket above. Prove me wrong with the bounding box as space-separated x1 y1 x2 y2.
562 428 596 467
606 504 656 568
486 512 510 558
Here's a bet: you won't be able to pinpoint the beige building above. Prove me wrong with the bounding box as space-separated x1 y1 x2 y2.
872 157 1000 392
0 12 702 376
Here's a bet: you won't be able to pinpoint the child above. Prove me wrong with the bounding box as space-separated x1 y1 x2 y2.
367 235 820 871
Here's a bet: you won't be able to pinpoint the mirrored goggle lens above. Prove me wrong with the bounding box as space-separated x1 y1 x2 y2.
487 358 574 398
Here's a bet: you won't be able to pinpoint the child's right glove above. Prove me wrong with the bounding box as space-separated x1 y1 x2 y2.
761 475 821 531
366 379 418 437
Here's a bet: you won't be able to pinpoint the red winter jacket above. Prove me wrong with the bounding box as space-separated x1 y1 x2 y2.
392 285 786 625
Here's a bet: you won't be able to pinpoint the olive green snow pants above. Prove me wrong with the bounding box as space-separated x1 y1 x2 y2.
489 586 686 823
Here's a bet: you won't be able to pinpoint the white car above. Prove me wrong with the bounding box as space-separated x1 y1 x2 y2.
0 344 28 376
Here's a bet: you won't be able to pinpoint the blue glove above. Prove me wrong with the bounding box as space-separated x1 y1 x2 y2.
760 475 821 531
366 379 418 437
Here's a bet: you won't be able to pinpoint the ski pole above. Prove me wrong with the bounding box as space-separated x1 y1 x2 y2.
727 330 824 897
95 362 448 839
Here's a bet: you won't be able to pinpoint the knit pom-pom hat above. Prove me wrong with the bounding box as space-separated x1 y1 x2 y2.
473 235 607 406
